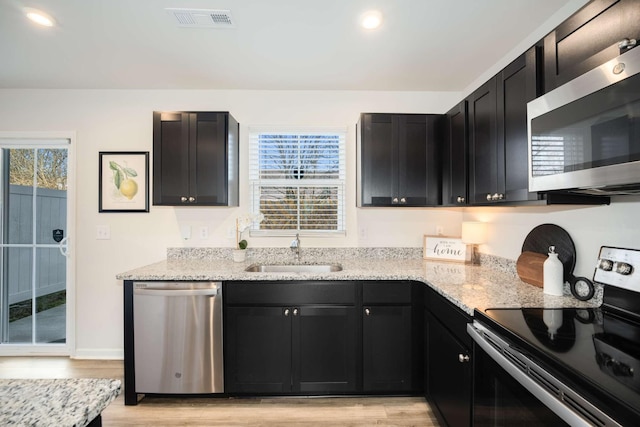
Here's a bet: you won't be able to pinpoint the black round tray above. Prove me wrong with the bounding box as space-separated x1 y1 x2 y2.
521 223 576 282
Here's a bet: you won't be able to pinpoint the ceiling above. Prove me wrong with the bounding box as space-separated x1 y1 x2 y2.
0 0 577 91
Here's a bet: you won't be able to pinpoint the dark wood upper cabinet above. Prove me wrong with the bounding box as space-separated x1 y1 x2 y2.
441 101 468 206
467 77 499 204
153 111 239 206
544 0 640 92
358 113 441 207
468 47 543 205
498 47 540 203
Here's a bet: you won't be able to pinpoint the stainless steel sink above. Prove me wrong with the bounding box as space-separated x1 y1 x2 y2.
244 263 343 273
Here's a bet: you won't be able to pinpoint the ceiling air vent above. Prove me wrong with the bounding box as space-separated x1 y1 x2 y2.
165 8 235 28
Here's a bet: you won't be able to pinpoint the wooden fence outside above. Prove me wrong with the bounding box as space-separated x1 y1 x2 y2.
6 185 66 304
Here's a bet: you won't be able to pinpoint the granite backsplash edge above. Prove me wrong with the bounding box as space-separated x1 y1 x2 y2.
167 247 516 274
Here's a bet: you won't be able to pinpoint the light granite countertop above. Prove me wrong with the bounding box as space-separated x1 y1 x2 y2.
117 248 601 316
0 378 121 427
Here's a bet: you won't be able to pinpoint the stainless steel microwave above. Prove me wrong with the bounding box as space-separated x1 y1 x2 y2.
528 46 640 195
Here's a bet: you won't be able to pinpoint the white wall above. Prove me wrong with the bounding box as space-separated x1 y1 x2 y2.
0 88 463 357
463 200 640 278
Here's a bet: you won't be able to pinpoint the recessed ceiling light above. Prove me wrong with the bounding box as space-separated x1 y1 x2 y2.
24 8 56 27
361 10 382 30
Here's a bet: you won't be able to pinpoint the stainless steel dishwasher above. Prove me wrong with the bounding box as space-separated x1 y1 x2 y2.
133 281 223 394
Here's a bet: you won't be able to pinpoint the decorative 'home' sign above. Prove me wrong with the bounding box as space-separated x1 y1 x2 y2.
423 235 467 262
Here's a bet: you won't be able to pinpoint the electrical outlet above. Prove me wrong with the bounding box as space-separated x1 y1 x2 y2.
359 227 367 239
199 226 209 239
96 225 111 240
436 225 444 235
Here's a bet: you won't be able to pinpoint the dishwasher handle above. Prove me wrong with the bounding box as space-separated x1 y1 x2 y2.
134 287 218 297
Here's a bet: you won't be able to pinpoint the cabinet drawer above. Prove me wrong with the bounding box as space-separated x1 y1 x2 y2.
426 287 472 348
362 281 412 304
224 281 356 305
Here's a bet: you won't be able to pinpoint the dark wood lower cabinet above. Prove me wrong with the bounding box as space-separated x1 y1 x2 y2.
225 305 358 394
293 306 358 393
362 305 413 392
224 280 423 396
224 306 292 394
427 312 472 427
425 285 473 427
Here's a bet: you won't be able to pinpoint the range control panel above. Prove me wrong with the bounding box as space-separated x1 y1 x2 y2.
594 246 640 291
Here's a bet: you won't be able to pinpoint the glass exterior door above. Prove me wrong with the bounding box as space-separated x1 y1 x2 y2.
1 146 68 345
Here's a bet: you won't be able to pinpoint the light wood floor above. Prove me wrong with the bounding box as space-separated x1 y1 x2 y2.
0 357 441 426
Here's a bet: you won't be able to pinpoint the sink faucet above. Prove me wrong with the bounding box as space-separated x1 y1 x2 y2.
290 233 301 261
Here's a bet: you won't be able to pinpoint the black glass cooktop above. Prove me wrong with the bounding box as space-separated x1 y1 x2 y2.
476 307 640 426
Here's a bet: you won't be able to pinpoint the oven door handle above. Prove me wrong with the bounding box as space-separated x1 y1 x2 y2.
467 322 621 427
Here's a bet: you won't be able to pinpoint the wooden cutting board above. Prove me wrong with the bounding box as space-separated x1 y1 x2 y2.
516 251 548 288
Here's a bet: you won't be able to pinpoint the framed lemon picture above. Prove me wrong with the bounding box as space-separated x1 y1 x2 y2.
99 151 149 212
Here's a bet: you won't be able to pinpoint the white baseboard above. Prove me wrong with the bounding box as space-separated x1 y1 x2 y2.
73 348 124 360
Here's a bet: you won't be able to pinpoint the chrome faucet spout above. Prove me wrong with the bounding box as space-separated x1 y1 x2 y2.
290 233 301 261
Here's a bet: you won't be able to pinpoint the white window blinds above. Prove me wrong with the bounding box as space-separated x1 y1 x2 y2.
249 127 346 235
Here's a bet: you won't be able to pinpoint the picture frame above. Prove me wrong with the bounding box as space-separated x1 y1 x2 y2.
423 235 468 262
99 151 149 212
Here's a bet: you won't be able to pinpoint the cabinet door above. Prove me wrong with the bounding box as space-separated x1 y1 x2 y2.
189 112 229 205
359 113 439 206
544 0 640 92
224 306 292 394
442 102 468 206
292 306 358 394
362 305 413 392
153 111 190 205
468 77 498 204
360 113 396 205
153 111 238 206
497 48 540 203
398 114 440 205
428 313 472 427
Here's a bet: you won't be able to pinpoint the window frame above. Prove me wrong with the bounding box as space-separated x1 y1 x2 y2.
248 126 346 237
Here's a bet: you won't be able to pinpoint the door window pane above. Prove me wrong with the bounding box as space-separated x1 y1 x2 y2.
35 248 66 344
6 247 33 343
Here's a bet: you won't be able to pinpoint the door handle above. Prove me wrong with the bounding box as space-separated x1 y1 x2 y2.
58 237 69 257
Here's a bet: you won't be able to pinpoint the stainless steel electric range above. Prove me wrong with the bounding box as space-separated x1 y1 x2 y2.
469 246 640 426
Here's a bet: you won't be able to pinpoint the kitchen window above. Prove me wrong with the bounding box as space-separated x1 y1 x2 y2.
249 127 346 235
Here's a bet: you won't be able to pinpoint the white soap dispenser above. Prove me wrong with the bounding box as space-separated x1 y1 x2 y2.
543 246 564 296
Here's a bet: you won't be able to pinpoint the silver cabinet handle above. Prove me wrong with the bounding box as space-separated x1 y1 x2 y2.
619 38 637 50
293 308 298 316
456 196 465 203
284 308 290 316
486 193 492 201
458 354 470 363
181 196 188 202
400 197 406 204
365 308 371 316
392 197 399 204
188 196 196 202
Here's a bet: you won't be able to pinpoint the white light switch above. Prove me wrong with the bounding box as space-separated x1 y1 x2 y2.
181 225 191 240
96 225 111 240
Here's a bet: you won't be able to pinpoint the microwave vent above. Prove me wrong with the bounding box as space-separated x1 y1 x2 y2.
165 8 235 28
